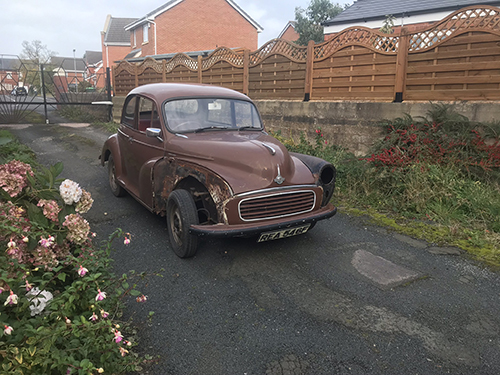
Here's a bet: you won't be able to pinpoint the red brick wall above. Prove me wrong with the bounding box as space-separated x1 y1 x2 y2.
281 25 299 42
134 0 259 55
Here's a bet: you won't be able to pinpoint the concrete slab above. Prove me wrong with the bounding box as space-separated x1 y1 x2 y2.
352 250 422 289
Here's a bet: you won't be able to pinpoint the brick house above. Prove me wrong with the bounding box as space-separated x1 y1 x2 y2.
83 51 104 88
278 21 299 42
0 56 21 93
101 16 138 80
323 0 500 37
124 0 263 56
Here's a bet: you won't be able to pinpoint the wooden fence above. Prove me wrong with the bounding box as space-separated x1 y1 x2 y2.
113 5 500 102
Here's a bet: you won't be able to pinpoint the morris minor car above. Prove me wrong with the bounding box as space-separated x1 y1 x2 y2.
101 83 337 258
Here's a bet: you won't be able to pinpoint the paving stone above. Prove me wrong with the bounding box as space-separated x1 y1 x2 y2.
352 249 422 289
427 246 461 255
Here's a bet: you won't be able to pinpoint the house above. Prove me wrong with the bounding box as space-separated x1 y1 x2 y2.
101 16 138 74
323 0 500 36
123 0 263 57
51 56 86 94
0 56 21 93
83 51 104 88
278 21 299 42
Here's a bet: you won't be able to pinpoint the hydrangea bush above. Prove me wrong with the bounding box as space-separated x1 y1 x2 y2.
0 160 150 374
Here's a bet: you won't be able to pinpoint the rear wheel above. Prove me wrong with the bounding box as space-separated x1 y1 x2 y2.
108 155 126 197
167 189 199 258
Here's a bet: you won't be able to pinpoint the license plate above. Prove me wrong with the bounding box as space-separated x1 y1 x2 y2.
257 224 311 242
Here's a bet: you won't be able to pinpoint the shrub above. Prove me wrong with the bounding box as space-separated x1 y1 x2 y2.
0 160 149 374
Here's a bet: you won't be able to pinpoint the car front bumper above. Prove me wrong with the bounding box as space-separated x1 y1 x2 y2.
189 203 337 238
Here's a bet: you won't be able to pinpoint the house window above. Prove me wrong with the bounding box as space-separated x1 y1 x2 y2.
143 24 149 43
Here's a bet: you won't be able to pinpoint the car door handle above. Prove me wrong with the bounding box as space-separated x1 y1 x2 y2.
128 137 134 143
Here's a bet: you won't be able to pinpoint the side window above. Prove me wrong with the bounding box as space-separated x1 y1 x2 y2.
138 97 159 132
122 96 137 129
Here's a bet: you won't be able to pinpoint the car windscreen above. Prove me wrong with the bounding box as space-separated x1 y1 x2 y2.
163 98 263 133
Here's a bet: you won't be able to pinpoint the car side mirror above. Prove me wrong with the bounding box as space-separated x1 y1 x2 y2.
146 127 163 142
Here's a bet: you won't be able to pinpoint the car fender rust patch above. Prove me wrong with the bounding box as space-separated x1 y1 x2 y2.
153 159 232 219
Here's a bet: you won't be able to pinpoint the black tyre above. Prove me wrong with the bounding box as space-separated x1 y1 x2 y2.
108 155 126 197
167 189 199 258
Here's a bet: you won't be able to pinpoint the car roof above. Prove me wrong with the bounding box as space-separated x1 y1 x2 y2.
128 83 251 103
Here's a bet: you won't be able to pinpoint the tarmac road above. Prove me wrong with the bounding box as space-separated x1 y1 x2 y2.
3 122 500 375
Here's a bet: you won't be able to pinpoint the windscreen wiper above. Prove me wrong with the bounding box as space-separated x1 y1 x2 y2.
194 126 230 133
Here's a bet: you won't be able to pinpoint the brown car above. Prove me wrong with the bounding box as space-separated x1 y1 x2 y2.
101 83 337 257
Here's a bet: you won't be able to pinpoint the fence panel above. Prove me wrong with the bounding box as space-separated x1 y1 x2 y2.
111 5 500 102
249 54 306 99
406 31 500 100
312 44 397 101
202 61 244 92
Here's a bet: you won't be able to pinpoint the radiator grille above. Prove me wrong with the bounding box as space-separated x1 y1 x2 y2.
239 190 315 221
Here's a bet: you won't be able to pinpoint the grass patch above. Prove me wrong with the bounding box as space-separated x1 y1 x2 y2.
274 104 500 266
92 121 120 133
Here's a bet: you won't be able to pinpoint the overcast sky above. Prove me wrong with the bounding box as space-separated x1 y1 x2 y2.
1 0 351 58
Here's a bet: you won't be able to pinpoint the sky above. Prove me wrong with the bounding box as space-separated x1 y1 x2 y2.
0 0 352 59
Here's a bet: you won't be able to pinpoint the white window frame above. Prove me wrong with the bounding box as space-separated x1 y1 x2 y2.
143 24 149 43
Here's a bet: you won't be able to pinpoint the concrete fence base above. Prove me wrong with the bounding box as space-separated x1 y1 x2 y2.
112 96 500 156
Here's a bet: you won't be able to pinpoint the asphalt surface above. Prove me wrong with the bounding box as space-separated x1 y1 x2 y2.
2 122 500 375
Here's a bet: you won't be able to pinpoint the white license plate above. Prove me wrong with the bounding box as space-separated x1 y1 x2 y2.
257 224 311 242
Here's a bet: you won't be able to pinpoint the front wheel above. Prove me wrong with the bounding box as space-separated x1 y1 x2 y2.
167 190 199 258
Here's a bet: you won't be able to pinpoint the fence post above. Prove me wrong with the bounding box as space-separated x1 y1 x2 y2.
394 27 409 102
162 59 167 82
197 55 203 83
40 64 49 124
243 50 249 95
134 64 139 88
304 40 315 101
106 67 113 122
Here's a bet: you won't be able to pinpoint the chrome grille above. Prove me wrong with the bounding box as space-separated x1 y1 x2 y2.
239 190 315 221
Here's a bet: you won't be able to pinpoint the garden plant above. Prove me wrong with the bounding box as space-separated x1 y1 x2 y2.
0 132 151 374
276 104 500 265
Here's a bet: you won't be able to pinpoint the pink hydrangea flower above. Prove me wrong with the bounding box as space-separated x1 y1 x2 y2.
4 325 13 335
0 160 34 197
77 265 88 277
4 290 18 305
37 200 61 222
95 289 106 301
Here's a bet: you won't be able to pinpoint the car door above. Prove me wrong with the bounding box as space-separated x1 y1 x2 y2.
118 95 164 208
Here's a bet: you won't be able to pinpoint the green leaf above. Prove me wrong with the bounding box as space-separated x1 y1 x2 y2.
130 289 141 296
0 137 13 146
27 202 48 227
50 162 64 178
57 273 66 282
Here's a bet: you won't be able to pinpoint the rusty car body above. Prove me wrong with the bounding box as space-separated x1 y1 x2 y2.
101 83 337 257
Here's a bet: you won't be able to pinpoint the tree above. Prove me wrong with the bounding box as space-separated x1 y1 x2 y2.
20 40 57 64
294 0 347 45
18 41 58 94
